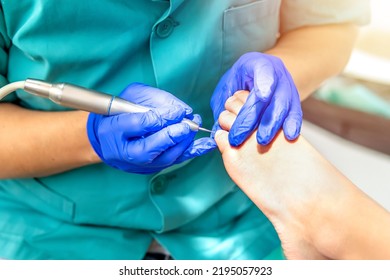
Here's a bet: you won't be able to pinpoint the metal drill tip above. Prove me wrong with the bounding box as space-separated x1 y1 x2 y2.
198 127 212 133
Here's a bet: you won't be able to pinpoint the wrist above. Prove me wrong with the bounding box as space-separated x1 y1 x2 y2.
77 111 102 165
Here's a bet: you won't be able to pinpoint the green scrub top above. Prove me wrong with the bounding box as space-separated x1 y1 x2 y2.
0 0 369 259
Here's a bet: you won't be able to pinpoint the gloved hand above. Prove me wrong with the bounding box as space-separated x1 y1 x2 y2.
87 83 216 174
211 52 303 146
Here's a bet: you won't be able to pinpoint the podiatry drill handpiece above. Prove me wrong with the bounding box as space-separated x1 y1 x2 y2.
23 79 212 133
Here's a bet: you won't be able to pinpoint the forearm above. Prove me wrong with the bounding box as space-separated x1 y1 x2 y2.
0 103 100 178
266 23 358 100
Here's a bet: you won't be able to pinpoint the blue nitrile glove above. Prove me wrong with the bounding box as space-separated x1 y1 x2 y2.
87 83 216 174
211 52 303 146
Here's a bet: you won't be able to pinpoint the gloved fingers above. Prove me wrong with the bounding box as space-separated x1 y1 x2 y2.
226 61 277 146
174 114 217 164
115 105 186 138
210 69 237 121
150 114 202 166
252 61 278 103
119 83 193 115
256 76 291 145
174 137 217 164
210 94 226 122
124 123 192 165
283 84 303 141
150 131 196 167
228 89 269 146
210 55 258 122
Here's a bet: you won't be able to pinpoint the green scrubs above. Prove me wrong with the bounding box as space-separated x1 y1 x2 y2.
0 0 369 259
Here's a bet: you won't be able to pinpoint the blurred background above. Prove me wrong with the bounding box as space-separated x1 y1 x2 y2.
301 0 390 210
